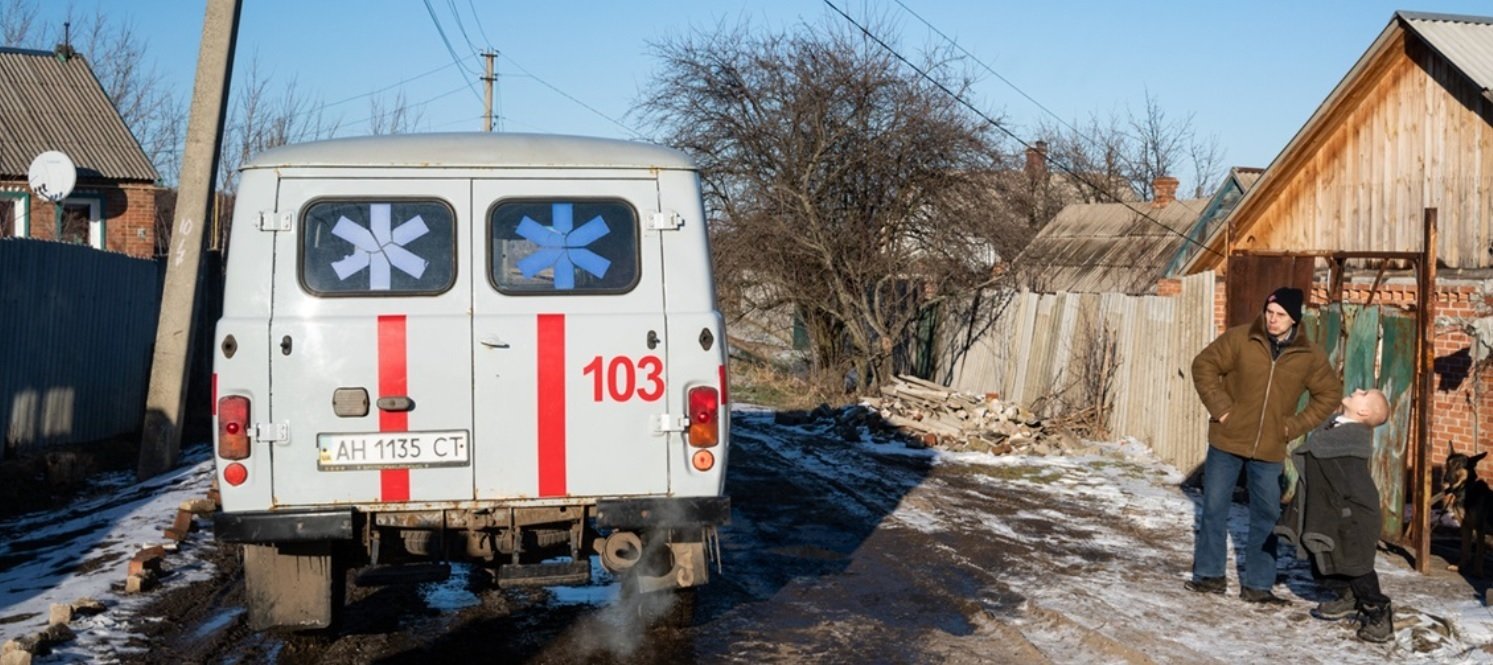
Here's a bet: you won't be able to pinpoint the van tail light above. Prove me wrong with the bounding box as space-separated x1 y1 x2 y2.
218 396 251 460
688 386 719 447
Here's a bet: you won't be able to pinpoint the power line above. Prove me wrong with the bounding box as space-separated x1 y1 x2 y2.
444 0 481 55
466 0 493 49
319 60 466 110
340 83 472 132
422 0 484 106
890 0 1196 196
821 0 1222 258
500 54 643 139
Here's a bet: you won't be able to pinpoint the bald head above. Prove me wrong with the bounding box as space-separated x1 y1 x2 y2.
1341 389 1390 427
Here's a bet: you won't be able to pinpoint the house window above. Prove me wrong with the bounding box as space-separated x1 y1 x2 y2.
57 196 103 249
0 192 27 238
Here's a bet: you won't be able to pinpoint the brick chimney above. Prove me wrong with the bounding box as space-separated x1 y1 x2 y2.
1152 175 1179 208
1025 141 1048 179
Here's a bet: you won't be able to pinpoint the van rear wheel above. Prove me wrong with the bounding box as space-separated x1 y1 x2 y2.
242 542 345 631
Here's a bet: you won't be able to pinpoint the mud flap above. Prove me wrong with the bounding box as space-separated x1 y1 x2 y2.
243 543 343 630
634 541 708 594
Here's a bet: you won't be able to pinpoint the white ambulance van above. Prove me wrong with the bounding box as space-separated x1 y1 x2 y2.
211 133 729 630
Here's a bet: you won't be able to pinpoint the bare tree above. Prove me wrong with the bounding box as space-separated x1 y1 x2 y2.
0 0 39 45
1029 90 1228 212
367 90 424 135
1037 114 1135 204
640 19 1022 389
218 58 341 195
1188 133 1225 198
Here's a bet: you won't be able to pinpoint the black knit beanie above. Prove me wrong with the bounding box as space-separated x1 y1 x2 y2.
1265 287 1304 323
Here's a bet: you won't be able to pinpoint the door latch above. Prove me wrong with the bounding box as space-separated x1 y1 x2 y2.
255 422 289 444
652 414 687 435
257 211 291 232
648 210 682 231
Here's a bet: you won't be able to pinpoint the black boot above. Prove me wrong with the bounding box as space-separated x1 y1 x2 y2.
1356 602 1393 643
1311 588 1356 620
1184 577 1225 594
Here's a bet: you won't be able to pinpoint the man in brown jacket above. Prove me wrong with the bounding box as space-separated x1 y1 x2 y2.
1185 287 1341 603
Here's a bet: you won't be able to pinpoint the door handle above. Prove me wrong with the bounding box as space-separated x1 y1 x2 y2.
480 336 510 349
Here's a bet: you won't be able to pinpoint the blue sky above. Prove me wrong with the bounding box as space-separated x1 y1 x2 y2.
18 1 1493 190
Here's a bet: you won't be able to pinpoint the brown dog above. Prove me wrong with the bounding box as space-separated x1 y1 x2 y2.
1439 451 1493 576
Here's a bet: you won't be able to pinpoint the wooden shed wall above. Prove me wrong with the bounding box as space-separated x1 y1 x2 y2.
1234 32 1493 268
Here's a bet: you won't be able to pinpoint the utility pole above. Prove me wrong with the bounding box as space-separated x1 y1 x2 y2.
483 51 496 132
139 0 242 481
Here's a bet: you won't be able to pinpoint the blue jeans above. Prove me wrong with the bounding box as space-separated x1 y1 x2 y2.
1192 446 1283 590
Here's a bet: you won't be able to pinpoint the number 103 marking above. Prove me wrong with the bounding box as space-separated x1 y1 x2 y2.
582 355 664 402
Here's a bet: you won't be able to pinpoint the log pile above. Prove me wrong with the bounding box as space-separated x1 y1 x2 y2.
861 375 1093 456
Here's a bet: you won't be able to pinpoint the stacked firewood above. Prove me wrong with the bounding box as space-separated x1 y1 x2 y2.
861 375 1092 456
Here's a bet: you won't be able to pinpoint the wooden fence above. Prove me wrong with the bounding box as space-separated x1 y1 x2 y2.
940 272 1216 475
0 239 163 453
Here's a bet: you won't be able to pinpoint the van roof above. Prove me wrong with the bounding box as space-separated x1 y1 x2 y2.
242 133 697 171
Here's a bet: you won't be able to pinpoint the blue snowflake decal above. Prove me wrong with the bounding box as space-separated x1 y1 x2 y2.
514 203 611 290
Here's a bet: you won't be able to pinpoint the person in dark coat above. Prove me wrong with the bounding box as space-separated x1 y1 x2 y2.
1188 287 1342 603
1275 388 1393 643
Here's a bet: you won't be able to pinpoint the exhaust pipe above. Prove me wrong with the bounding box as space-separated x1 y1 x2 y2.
599 531 643 572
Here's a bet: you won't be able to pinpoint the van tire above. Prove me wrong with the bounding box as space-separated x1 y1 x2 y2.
243 542 345 631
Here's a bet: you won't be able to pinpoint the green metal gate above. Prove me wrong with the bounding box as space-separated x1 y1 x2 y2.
1302 304 1416 541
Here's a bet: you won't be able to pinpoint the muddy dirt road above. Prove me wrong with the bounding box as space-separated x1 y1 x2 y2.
83 407 1493 663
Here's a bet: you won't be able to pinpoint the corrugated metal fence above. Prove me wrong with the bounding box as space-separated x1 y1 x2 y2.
0 238 162 453
942 272 1216 475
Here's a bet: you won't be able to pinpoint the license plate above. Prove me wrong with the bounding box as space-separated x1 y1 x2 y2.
317 430 470 470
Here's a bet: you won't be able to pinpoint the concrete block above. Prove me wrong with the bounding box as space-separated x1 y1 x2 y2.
171 509 196 533
180 498 217 514
70 598 105 616
124 574 156 594
127 546 166 577
46 604 70 626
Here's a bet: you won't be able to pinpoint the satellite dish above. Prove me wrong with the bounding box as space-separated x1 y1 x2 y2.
28 151 77 203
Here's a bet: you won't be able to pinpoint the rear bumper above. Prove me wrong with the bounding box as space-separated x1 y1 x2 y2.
215 509 355 543
214 496 730 542
593 496 731 529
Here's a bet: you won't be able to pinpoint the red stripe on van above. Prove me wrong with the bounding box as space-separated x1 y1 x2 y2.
537 314 567 497
378 315 410 503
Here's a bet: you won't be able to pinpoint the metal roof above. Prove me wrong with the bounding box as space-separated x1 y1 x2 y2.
1016 197 1207 294
1399 11 1493 95
0 47 158 182
244 133 697 171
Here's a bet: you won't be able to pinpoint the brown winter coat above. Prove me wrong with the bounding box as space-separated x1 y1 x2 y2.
1191 316 1341 463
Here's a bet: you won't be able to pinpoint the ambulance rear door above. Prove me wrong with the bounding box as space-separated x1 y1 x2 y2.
471 177 670 500
268 177 475 506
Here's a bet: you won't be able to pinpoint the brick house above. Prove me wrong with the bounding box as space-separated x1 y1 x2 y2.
0 46 160 257
1181 12 1493 473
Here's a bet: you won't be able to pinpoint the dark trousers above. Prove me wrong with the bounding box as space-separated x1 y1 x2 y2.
1319 569 1390 607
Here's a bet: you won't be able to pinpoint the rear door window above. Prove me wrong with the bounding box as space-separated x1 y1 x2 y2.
488 200 638 294
301 199 456 295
